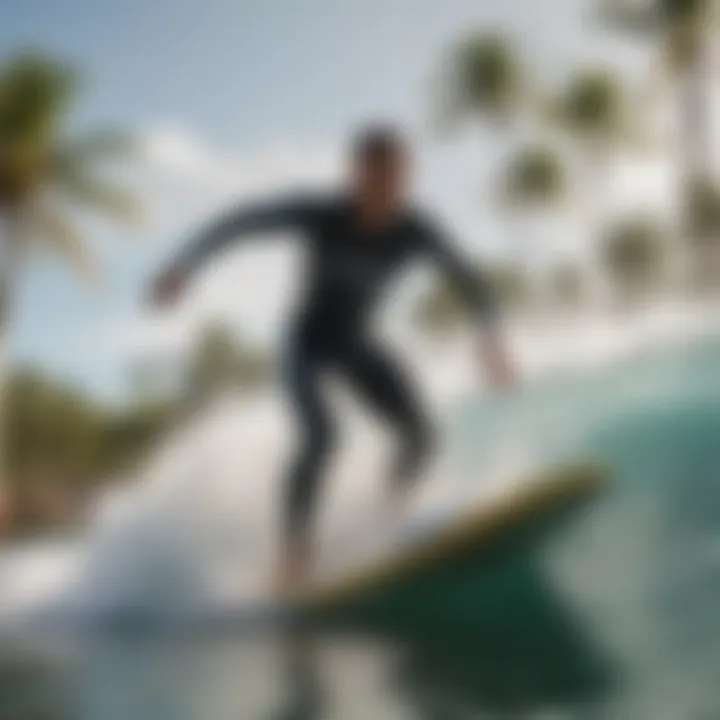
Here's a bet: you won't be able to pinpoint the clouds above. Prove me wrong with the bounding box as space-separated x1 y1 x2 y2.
142 125 341 201
135 124 342 248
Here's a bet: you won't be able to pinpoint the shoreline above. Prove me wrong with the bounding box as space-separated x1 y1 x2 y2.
412 296 720 406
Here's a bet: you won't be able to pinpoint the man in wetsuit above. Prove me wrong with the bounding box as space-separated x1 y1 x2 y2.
150 125 516 591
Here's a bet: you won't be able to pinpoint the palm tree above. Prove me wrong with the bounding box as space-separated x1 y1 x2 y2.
683 172 720 288
497 143 569 306
185 324 272 408
0 53 138 515
551 67 633 152
186 325 241 407
597 0 719 283
430 31 538 318
549 67 637 303
435 30 530 227
499 144 567 210
601 213 669 303
435 30 527 135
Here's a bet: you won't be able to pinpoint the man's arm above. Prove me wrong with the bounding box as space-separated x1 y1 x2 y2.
149 194 317 306
419 214 517 387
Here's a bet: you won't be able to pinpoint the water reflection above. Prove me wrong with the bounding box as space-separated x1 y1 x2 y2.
388 566 612 718
0 557 614 719
270 630 325 720
0 647 78 720
295 556 613 718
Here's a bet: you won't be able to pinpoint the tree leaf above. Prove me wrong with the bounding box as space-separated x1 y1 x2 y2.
0 53 77 149
54 128 137 165
34 202 104 286
51 166 141 227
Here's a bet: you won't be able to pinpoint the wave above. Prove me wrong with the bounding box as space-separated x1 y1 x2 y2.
2 301 720 633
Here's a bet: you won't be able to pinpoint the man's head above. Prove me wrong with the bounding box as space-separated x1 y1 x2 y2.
350 124 410 220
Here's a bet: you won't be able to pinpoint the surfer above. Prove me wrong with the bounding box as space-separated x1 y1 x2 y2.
149 125 517 592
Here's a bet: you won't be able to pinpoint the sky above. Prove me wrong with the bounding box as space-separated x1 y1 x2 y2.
2 0 672 401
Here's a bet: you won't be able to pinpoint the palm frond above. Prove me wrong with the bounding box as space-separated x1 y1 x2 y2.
594 0 662 36
33 202 103 285
55 128 137 165
601 212 668 288
498 144 567 209
0 53 77 148
596 0 717 44
554 67 631 147
51 166 141 226
446 31 525 126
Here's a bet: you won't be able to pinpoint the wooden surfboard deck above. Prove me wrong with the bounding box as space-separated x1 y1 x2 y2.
294 461 606 622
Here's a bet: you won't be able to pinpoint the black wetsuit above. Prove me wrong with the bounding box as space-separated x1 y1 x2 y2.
171 193 497 544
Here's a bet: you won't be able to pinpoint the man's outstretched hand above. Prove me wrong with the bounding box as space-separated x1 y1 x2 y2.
147 265 187 309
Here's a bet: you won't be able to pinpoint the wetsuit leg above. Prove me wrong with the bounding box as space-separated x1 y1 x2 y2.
336 338 434 490
282 336 336 547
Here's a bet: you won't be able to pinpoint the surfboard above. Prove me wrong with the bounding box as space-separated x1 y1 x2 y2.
293 461 606 626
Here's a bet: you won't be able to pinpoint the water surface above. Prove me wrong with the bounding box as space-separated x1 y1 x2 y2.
4 335 720 719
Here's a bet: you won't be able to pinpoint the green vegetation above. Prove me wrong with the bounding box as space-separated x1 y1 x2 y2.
420 4 720 333
437 31 525 130
185 324 272 410
2 323 272 535
0 53 140 512
601 214 669 302
550 67 632 150
4 369 170 533
498 144 567 211
0 53 276 536
0 53 139 320
599 0 720 276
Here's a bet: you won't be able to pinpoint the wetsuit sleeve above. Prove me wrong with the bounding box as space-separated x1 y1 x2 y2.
417 214 499 329
167 194 318 276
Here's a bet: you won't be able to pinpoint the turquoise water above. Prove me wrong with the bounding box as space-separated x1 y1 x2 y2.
451 334 720 717
3 334 720 719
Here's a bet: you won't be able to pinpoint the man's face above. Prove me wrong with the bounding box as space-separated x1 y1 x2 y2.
354 146 409 214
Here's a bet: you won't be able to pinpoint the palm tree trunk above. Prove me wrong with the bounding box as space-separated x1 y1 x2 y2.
578 145 614 311
0 218 11 534
680 46 712 180
678 42 715 289
0 208 22 535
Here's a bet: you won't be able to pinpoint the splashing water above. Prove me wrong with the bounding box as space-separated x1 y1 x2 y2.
446 334 720 717
3 306 720 717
